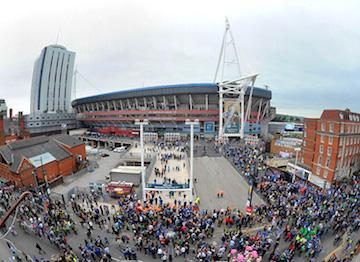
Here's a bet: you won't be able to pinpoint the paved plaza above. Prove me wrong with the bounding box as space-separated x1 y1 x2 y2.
147 148 188 185
145 145 192 204
52 150 122 196
194 156 265 213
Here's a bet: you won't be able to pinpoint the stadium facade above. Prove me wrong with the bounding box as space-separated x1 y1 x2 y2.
71 83 274 137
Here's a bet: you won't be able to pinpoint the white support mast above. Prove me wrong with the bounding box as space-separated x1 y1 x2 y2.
213 18 242 83
214 18 259 139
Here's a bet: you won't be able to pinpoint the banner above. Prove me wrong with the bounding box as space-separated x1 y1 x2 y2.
182 124 200 133
223 99 241 134
204 122 215 133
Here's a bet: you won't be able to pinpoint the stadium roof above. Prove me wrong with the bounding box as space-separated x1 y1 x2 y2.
72 83 272 106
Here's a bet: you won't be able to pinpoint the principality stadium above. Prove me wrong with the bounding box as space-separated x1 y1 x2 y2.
72 80 274 138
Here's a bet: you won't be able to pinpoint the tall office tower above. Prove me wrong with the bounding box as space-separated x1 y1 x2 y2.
30 45 76 113
26 45 76 135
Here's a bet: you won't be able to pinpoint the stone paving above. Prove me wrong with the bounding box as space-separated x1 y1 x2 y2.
145 145 192 204
193 156 265 213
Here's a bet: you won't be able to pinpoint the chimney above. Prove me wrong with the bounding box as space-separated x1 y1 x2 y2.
0 115 4 146
9 108 13 121
18 111 28 139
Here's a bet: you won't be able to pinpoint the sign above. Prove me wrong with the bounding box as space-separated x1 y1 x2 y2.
204 122 215 133
146 183 189 189
246 206 253 215
182 124 200 133
223 99 241 134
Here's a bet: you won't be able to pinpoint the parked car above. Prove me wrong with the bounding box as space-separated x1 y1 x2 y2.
100 152 110 157
113 146 127 153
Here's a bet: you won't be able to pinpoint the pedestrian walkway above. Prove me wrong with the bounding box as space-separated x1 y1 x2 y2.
147 148 189 185
194 156 264 212
145 145 192 204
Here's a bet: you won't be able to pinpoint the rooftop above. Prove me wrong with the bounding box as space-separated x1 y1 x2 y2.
72 82 272 106
0 135 84 173
320 109 360 122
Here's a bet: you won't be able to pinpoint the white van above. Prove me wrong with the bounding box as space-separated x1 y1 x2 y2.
113 146 127 153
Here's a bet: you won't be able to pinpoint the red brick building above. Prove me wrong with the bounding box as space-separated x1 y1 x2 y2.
301 109 360 187
0 111 29 146
0 134 86 188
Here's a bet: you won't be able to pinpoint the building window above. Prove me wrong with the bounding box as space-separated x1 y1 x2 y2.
339 137 343 146
321 135 325 143
327 147 332 156
320 145 324 154
328 136 333 145
341 123 344 133
326 156 331 167
351 137 353 145
303 141 307 146
338 150 341 158
318 155 323 165
304 131 307 138
329 122 334 132
321 122 326 131
316 167 321 175
323 170 328 178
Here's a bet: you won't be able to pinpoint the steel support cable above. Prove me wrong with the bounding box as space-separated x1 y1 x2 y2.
76 71 102 93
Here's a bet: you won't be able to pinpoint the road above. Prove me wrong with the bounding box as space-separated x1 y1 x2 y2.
52 150 123 196
193 156 265 212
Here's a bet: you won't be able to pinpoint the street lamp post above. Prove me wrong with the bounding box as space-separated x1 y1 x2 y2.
39 157 50 195
293 147 301 183
32 170 39 190
294 147 301 165
135 119 149 203
185 119 199 203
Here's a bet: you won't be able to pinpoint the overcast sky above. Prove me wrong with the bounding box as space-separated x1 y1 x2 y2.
1 0 359 117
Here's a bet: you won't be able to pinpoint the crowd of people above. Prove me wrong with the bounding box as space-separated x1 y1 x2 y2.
224 143 266 185
224 143 360 261
0 139 359 262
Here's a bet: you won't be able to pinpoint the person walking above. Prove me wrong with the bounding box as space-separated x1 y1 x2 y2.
35 242 45 254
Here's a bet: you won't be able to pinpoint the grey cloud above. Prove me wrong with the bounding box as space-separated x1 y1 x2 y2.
0 0 359 118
